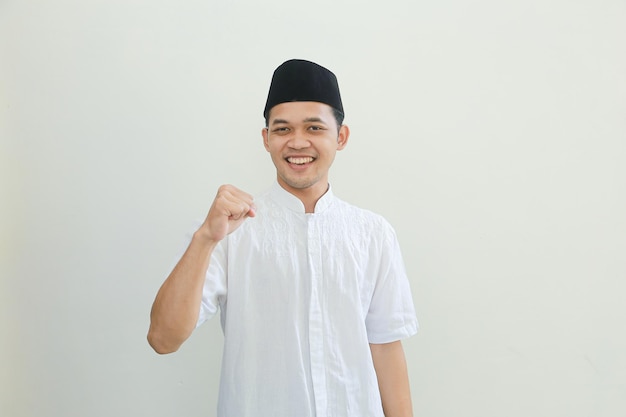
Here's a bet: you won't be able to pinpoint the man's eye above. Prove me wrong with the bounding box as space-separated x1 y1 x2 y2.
309 126 324 131
273 127 289 133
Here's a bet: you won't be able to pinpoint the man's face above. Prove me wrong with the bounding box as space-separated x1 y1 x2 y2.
262 101 349 197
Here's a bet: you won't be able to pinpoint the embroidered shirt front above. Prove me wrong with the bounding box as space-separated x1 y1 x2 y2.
196 182 418 417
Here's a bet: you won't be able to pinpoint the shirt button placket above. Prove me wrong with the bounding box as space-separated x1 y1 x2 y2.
307 214 326 416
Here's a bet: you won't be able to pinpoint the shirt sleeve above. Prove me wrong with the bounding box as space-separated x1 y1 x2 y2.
365 223 419 344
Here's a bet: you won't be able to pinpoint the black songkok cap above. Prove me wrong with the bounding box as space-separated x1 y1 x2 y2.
263 59 344 119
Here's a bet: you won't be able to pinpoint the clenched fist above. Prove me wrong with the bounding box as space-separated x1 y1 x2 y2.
198 184 256 242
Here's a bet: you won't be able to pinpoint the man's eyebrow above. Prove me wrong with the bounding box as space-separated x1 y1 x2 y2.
271 117 328 125
303 117 327 124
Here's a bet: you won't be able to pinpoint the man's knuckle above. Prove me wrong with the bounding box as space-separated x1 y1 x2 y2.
217 184 234 194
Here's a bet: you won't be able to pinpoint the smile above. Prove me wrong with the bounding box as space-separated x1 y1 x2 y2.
286 157 314 165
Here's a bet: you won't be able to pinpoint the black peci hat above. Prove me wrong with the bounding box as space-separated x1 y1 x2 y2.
263 59 344 119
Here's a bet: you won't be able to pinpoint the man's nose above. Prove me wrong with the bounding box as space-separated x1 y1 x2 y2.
287 133 310 149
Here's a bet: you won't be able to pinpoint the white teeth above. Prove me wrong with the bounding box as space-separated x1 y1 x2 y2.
287 157 314 165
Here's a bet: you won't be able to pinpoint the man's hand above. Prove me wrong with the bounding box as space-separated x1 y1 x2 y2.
199 184 256 242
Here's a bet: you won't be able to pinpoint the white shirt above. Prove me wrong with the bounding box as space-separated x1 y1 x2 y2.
196 182 418 417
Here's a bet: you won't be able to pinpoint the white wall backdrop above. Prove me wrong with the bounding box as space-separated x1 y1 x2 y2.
2 0 625 416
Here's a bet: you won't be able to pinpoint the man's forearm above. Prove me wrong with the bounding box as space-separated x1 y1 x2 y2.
370 341 413 417
148 184 256 354
147 231 217 354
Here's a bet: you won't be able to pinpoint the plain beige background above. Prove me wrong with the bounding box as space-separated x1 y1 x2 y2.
1 0 625 416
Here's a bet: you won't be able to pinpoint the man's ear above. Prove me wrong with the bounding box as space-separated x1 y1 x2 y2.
262 127 270 151
337 125 350 150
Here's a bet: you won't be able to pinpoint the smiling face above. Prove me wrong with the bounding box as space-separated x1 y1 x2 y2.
262 101 349 203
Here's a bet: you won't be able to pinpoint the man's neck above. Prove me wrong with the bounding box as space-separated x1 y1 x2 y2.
277 180 329 213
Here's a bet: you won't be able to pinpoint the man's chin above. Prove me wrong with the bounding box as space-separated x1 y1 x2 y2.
285 180 315 190
279 175 319 191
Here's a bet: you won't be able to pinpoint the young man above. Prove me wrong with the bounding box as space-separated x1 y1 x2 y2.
148 59 419 417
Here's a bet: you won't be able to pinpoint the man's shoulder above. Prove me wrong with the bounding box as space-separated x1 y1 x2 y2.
331 196 394 231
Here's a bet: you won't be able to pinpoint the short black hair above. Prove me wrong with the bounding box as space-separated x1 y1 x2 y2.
332 107 345 127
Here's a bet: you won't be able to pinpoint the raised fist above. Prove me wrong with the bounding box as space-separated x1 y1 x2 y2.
199 184 256 242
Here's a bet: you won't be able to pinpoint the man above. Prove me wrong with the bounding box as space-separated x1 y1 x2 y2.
148 59 418 417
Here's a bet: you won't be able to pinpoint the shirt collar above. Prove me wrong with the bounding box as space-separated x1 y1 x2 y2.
270 181 335 214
